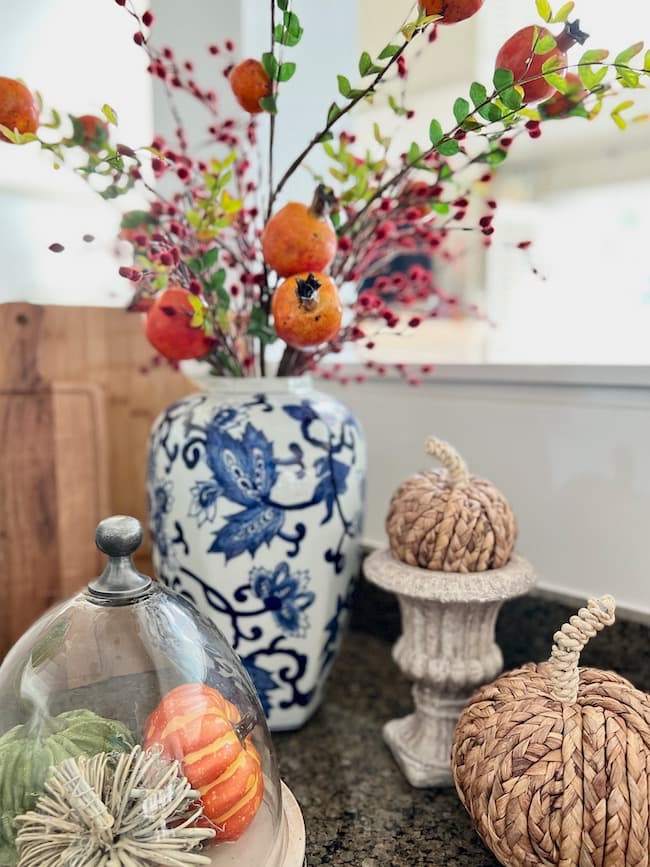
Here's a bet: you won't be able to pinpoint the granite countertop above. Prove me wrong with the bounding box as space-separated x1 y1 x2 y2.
274 583 650 866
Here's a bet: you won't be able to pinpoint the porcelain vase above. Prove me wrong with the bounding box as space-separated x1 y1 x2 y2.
147 375 366 730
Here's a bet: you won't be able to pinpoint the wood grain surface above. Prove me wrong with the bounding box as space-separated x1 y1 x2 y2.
0 302 194 653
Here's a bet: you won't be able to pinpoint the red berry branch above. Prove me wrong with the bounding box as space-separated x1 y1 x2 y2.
0 0 648 381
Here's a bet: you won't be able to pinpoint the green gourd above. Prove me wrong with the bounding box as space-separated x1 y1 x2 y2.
0 708 133 862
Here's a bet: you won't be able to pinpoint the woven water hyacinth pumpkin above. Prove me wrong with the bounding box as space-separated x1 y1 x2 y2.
386 437 516 572
452 595 650 867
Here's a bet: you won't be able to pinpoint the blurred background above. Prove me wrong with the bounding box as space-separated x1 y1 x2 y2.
1 0 649 363
1 0 650 617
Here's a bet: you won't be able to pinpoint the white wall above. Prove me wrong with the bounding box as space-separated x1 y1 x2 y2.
321 367 650 617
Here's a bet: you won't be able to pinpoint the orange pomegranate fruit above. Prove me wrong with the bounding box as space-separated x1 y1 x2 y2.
0 77 39 142
229 59 272 114
262 184 337 277
495 21 588 104
540 72 586 118
74 114 109 152
145 287 213 361
144 684 263 843
272 272 343 349
419 0 484 24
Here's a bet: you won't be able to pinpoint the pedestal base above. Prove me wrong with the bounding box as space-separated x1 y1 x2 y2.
364 550 536 788
383 694 467 787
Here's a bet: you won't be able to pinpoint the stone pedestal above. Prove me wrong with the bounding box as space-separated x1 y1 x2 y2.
363 549 536 788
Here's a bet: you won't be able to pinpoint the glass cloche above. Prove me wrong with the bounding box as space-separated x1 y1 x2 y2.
0 516 305 867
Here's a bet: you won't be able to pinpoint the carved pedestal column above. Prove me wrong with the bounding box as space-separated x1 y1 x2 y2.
364 549 536 787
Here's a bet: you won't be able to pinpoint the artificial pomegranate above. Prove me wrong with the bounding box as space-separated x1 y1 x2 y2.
272 272 342 349
262 184 337 277
540 72 586 118
229 59 272 114
495 20 588 103
419 0 484 24
74 114 109 152
145 287 214 361
0 77 39 141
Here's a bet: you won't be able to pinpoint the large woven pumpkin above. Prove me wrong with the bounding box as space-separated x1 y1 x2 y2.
452 595 650 867
386 437 516 572
144 683 263 842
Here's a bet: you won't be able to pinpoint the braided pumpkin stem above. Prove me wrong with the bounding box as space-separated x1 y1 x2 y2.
425 436 469 489
549 595 616 703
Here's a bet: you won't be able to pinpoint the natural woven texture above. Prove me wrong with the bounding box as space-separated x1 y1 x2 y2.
452 596 650 867
386 437 516 572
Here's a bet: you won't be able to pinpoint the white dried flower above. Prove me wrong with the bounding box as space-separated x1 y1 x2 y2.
15 745 215 867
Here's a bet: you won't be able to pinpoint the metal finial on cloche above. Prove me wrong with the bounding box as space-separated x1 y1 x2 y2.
88 515 152 603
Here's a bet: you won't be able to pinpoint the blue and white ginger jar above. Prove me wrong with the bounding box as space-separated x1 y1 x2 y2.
147 375 366 730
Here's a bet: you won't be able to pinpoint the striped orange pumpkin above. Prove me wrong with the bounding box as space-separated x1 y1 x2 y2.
143 683 264 842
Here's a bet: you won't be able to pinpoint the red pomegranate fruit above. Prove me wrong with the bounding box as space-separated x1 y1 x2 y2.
419 0 485 25
495 20 588 103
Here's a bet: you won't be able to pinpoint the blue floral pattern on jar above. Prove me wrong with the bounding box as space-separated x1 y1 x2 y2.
147 377 366 730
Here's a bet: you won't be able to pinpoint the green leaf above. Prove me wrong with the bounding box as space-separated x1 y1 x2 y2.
327 102 342 124
617 67 640 88
542 55 563 74
453 97 470 124
248 307 277 345
501 87 523 110
259 95 278 114
535 0 552 21
278 61 296 82
437 139 460 156
484 148 508 166
275 23 301 46
388 94 410 117
262 51 279 79
551 1 574 22
201 247 220 271
359 51 373 76
432 202 450 214
319 131 334 143
534 33 557 54
428 118 443 145
373 122 390 148
470 82 488 108
284 10 302 37
578 64 608 89
615 42 644 66
101 104 118 126
477 102 503 123
581 48 609 64
544 73 569 92
407 141 421 163
337 75 352 98
493 67 514 91
645 50 650 72
379 43 401 59
277 0 288 9
188 293 206 328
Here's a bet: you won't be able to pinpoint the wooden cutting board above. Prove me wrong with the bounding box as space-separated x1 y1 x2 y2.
0 303 110 658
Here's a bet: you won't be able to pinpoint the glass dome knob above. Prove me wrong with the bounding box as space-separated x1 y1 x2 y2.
88 515 153 603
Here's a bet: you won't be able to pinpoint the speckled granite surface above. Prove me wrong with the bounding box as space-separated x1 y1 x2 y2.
274 581 650 867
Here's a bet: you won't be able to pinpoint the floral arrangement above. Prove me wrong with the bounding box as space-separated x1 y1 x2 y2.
1 0 648 381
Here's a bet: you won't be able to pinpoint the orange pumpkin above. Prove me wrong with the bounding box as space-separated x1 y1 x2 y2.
144 683 263 842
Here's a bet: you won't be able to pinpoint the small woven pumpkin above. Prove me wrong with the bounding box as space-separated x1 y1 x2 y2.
452 595 650 867
386 437 516 572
